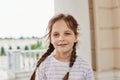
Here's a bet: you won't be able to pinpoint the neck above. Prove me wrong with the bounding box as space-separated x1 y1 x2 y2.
54 50 72 62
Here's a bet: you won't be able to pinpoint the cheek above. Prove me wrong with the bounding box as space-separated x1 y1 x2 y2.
69 36 77 42
51 41 57 48
50 37 56 45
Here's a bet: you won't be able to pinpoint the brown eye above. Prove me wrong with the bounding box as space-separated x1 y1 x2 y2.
65 32 71 35
53 33 59 37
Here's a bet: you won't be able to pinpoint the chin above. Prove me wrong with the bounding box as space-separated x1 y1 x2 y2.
58 49 70 53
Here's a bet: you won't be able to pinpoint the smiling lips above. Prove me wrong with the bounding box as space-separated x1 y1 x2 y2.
58 44 67 47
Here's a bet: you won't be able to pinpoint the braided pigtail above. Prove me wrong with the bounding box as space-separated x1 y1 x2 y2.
30 43 54 80
63 43 77 80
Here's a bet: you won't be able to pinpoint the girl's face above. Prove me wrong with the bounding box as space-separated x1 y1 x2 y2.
50 19 77 54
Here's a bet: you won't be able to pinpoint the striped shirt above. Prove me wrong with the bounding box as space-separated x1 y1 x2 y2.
36 55 94 80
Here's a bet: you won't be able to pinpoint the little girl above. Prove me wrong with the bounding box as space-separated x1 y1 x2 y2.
30 13 94 80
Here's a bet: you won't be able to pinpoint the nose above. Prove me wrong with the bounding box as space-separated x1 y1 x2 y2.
59 35 65 41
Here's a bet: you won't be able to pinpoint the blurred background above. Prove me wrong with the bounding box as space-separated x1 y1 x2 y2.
0 0 120 80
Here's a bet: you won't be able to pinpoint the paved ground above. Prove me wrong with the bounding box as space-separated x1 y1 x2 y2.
0 56 29 80
0 56 12 80
0 69 14 80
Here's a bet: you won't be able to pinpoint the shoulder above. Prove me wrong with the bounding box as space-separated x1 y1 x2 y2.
38 55 53 68
75 56 92 70
76 57 94 79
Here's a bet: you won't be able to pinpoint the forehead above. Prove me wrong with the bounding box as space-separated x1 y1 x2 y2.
52 19 72 32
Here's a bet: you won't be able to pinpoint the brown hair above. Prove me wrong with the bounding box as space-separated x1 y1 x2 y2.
30 13 79 80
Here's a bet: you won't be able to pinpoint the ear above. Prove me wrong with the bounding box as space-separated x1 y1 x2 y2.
74 38 77 43
74 34 78 42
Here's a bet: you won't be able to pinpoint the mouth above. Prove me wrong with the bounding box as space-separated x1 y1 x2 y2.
58 44 67 47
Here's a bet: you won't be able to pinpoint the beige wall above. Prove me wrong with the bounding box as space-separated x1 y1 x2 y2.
112 0 120 69
89 0 120 79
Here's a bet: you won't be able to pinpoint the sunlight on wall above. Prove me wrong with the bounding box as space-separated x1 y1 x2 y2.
0 0 54 38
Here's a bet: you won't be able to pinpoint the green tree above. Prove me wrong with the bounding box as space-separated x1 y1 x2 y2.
37 40 42 47
9 46 12 50
17 46 20 49
19 36 24 39
24 45 29 50
1 47 6 56
30 44 36 50
35 41 43 49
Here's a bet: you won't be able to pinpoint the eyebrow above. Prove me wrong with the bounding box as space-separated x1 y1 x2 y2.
52 30 72 33
65 30 71 32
